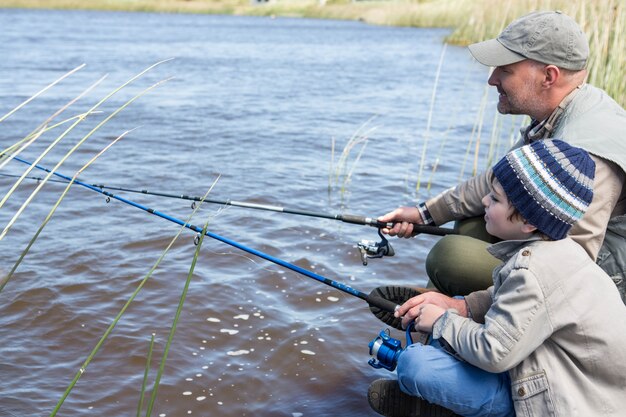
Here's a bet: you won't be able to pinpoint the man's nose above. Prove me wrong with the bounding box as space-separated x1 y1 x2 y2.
487 68 500 86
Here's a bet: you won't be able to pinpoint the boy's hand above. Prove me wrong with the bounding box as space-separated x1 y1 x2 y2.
394 291 468 330
414 304 446 333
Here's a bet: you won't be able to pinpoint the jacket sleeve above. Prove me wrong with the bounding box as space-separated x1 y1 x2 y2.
432 268 554 373
464 288 493 324
569 155 626 261
424 170 492 226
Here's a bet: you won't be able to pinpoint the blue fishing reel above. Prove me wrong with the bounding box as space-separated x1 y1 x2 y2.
368 325 414 371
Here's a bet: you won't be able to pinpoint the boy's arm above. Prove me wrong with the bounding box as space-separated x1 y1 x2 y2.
432 268 553 373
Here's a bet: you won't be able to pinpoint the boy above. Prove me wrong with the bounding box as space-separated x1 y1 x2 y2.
368 140 626 417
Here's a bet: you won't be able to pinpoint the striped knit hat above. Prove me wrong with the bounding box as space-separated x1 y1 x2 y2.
492 139 595 240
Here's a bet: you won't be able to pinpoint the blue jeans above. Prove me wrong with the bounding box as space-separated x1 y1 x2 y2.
396 339 514 417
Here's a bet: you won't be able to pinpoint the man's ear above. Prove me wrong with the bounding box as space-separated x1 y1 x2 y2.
521 222 538 234
542 65 560 88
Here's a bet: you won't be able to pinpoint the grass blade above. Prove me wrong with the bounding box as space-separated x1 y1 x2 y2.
416 43 446 192
137 333 156 417
0 74 171 240
1 74 106 158
0 64 85 125
145 218 211 417
0 128 134 292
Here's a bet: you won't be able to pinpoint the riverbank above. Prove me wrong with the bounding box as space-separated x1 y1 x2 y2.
0 0 623 106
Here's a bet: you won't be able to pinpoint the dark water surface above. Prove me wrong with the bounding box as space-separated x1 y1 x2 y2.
0 8 516 417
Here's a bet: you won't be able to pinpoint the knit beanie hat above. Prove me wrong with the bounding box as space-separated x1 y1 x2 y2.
492 139 595 240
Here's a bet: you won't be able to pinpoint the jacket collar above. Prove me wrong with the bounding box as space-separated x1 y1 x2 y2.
487 237 544 262
522 84 583 142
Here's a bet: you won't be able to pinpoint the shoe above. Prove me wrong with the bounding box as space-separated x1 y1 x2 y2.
369 286 430 330
367 379 457 417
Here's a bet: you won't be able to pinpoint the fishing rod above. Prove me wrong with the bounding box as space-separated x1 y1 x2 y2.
0 172 455 234
7 156 400 314
0 171 457 265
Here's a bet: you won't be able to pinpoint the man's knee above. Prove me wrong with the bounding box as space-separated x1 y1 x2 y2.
426 235 499 295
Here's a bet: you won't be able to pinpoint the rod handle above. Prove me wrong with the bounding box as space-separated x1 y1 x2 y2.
341 214 457 236
340 214 382 227
366 295 400 314
412 224 457 236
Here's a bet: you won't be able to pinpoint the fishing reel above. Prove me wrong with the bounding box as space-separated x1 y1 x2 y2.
368 326 414 371
357 229 394 266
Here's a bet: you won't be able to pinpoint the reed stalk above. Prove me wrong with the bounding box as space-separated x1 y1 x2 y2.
137 334 155 417
0 64 85 125
0 112 102 171
0 67 171 240
329 117 376 201
416 43 446 193
0 109 97 209
0 74 105 159
144 219 211 417
0 128 134 292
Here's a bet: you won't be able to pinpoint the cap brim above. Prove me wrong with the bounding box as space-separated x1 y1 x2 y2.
468 38 526 67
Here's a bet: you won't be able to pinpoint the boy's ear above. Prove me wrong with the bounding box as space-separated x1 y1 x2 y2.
521 222 538 234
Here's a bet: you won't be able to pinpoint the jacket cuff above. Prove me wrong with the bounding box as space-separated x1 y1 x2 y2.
432 308 459 339
424 191 456 225
464 290 493 324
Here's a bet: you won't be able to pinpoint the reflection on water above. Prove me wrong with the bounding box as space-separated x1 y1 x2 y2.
0 8 513 417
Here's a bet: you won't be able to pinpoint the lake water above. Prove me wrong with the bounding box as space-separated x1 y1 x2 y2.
0 8 518 417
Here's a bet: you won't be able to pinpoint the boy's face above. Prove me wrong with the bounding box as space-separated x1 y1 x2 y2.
482 179 537 240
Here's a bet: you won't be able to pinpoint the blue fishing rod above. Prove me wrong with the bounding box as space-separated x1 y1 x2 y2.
8 156 400 313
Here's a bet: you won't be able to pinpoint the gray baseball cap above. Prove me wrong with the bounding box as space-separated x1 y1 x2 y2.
468 11 589 70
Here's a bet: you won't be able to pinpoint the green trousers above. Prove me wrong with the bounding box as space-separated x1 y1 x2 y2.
425 217 502 296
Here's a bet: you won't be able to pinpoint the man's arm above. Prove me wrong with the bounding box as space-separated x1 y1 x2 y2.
569 155 625 260
425 170 492 226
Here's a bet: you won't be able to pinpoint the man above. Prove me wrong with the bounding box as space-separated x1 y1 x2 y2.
372 11 626 330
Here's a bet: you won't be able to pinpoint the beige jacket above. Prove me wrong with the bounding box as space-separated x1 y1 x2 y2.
433 238 626 416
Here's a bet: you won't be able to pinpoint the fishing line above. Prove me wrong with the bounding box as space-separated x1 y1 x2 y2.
7 156 400 313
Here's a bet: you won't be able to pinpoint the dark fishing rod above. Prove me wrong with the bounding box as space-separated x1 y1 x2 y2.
8 156 400 313
0 172 456 235
1 171 457 265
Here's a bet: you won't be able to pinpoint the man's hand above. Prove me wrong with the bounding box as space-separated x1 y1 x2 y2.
378 206 423 238
394 291 468 330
